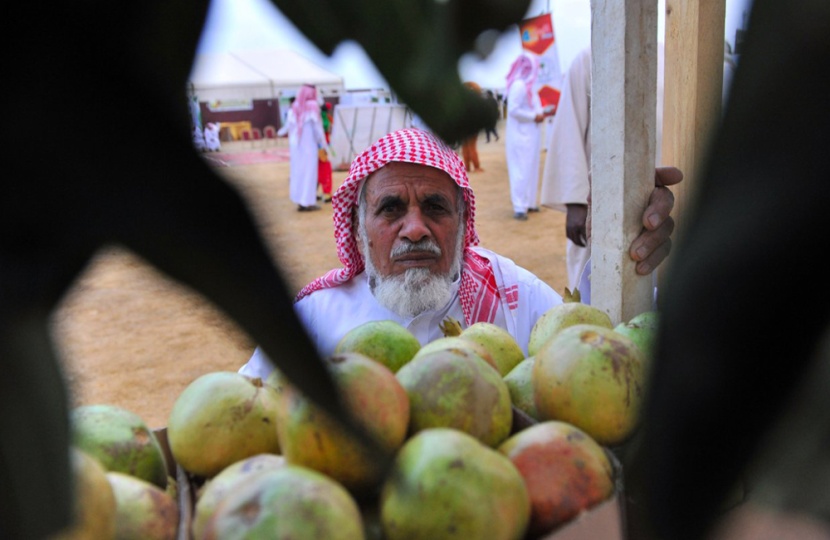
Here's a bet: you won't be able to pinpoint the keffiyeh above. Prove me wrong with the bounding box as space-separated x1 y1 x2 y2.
295 128 514 325
291 84 320 138
506 53 539 105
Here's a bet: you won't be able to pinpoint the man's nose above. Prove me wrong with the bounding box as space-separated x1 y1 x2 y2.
399 209 430 242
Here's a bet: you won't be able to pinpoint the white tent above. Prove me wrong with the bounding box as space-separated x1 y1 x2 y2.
188 49 344 102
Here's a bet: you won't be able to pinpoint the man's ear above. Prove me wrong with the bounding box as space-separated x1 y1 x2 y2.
352 209 364 255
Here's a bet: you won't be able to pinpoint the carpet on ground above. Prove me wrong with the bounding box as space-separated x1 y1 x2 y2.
201 147 291 167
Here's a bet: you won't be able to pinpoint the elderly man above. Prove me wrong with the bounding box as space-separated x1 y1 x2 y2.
240 128 679 378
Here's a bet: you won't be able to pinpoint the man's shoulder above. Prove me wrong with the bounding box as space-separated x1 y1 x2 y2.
470 247 557 295
296 274 367 307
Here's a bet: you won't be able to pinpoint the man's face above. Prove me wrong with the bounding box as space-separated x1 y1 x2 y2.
356 161 465 280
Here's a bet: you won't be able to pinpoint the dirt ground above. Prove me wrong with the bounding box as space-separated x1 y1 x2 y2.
52 125 568 430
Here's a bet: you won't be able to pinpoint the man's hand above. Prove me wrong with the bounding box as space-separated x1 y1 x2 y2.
565 204 588 247
629 166 683 275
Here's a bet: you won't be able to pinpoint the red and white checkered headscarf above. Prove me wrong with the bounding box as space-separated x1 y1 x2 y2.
295 128 509 326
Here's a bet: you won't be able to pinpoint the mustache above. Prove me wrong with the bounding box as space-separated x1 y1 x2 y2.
390 239 442 258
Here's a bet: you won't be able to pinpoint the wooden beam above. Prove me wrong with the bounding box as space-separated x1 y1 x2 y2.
590 0 659 324
661 0 726 249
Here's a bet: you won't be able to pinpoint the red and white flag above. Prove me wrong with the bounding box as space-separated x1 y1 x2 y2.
519 13 563 113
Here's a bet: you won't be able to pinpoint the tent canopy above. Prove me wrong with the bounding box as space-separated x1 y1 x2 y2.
189 48 344 101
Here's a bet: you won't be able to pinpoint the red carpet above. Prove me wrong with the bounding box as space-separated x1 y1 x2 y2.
201 147 291 167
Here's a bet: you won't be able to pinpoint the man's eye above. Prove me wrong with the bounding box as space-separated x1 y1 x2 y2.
379 203 401 215
427 202 449 214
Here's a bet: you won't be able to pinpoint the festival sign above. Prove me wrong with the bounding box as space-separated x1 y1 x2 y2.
206 98 254 112
519 13 563 111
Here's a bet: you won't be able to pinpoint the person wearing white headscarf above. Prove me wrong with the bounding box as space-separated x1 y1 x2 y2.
238 128 680 380
279 85 330 211
505 53 553 221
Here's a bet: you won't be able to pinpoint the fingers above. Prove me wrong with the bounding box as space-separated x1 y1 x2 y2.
634 237 672 276
643 186 676 231
566 228 587 247
630 216 675 273
655 166 683 187
627 167 681 274
565 205 589 247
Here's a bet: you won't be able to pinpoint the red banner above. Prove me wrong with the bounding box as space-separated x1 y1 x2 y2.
519 14 562 110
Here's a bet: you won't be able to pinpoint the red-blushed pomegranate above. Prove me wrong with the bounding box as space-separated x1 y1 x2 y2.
269 352 409 494
498 420 614 537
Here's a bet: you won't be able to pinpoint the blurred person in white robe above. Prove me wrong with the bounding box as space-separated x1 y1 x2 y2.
504 53 554 221
203 122 221 152
540 46 665 293
278 85 330 212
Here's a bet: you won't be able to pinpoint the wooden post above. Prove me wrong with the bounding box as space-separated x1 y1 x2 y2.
590 0 659 324
661 0 727 243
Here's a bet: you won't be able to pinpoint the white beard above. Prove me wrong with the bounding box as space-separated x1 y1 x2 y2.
362 235 463 319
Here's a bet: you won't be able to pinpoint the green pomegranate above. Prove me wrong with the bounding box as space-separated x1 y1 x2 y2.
192 453 286 540
167 371 281 478
334 320 421 372
527 302 613 357
71 404 168 488
51 448 117 540
412 335 500 371
381 428 530 540
106 472 178 540
614 310 660 362
503 357 539 420
396 348 513 447
203 465 365 540
533 324 646 446
459 322 526 376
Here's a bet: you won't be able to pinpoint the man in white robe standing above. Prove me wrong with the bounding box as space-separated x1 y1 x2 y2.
504 53 554 221
279 85 330 212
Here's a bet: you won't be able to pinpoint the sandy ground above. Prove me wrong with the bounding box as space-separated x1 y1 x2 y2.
52 125 568 430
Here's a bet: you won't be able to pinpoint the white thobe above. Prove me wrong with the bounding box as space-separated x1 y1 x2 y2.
505 79 544 214
540 46 664 291
204 124 221 152
539 48 592 291
239 248 562 380
280 109 327 208
192 125 206 151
